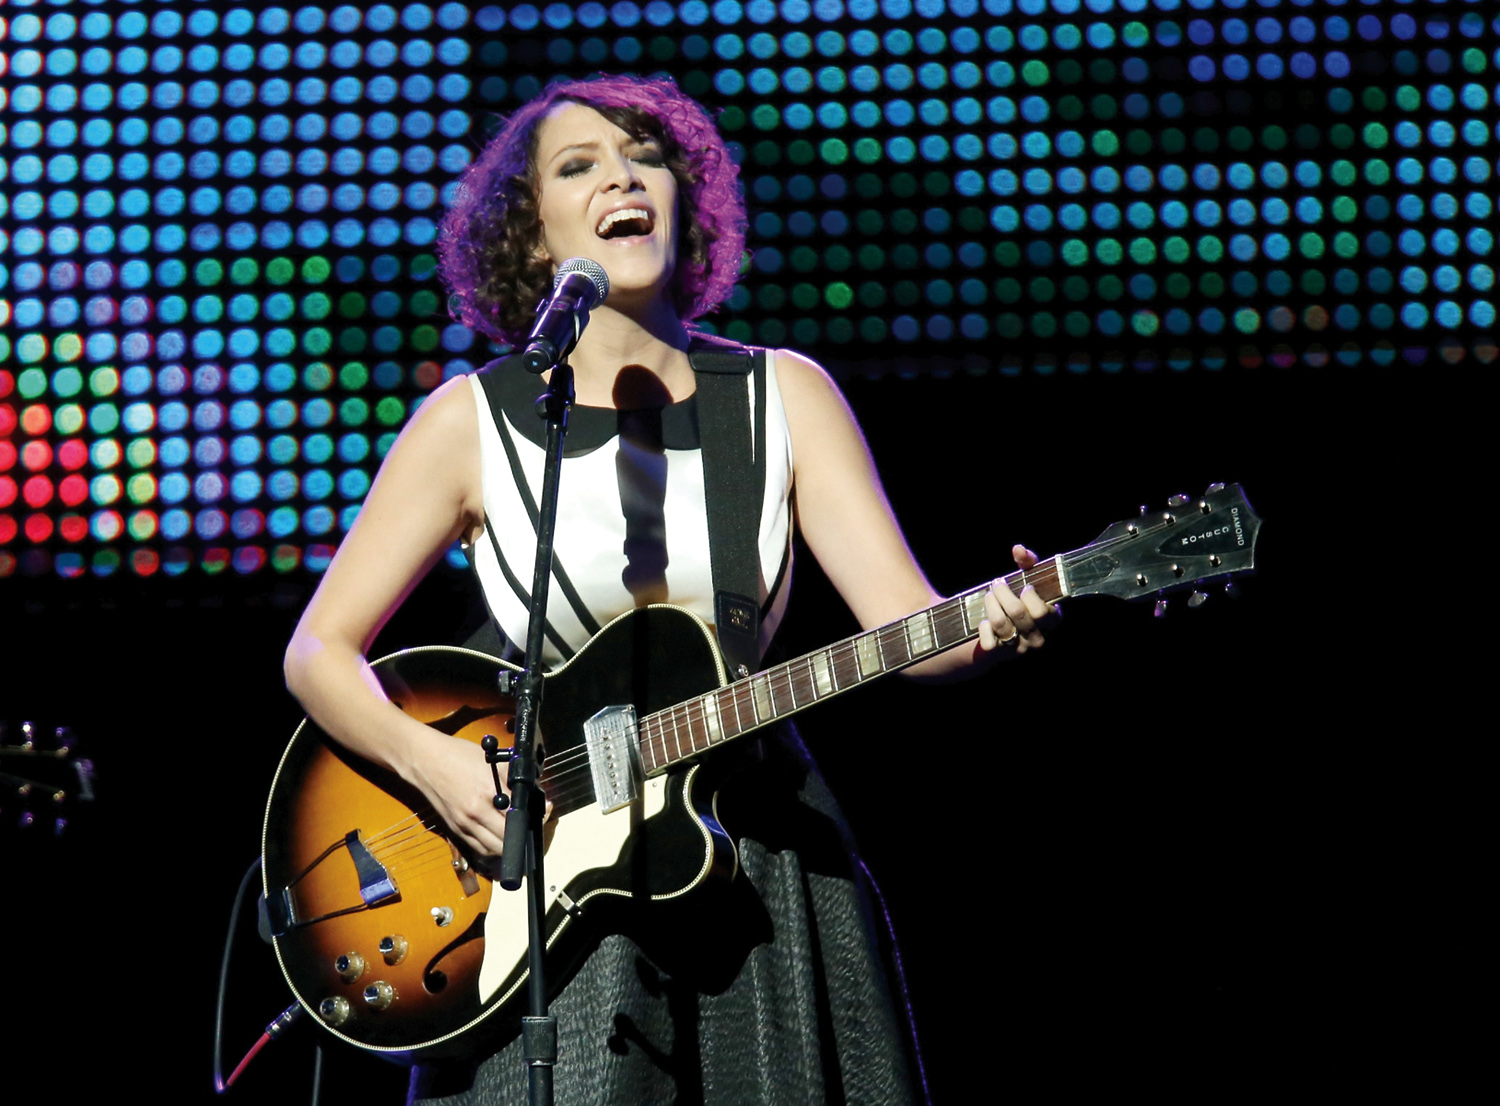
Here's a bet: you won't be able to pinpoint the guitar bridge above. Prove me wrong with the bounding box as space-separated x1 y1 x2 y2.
582 704 642 813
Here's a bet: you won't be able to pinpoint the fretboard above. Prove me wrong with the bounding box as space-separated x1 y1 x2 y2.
636 559 1066 775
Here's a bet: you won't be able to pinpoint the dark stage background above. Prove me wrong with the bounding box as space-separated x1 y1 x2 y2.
2 0 1475 1100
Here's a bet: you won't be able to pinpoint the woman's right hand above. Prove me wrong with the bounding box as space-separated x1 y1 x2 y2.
407 729 513 865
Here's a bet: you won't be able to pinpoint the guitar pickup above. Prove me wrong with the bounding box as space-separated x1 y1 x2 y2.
582 704 642 813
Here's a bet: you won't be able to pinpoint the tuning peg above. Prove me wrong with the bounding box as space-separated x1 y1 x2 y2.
1224 581 1241 600
1205 482 1226 495
1167 493 1190 508
1154 597 1168 618
1187 590 1209 609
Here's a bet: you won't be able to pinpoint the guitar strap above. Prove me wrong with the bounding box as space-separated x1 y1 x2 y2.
688 335 768 680
464 339 770 677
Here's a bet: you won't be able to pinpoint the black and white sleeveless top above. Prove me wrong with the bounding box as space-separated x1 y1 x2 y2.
465 356 794 669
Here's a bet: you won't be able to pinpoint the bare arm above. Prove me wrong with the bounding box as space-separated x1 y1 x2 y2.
775 350 1052 680
282 377 510 858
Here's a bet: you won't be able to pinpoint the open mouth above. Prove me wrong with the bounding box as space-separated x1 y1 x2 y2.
596 207 655 240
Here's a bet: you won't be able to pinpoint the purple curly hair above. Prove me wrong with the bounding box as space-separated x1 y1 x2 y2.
438 75 746 345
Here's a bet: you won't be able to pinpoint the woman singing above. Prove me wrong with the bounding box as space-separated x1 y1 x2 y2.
283 74 1052 1105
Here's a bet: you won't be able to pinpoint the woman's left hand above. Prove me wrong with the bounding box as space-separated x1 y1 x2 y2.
978 544 1057 654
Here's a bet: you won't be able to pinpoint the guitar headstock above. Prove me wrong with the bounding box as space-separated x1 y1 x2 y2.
0 721 96 838
1062 483 1260 604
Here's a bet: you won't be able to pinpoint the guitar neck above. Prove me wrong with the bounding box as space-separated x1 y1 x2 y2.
636 559 1067 775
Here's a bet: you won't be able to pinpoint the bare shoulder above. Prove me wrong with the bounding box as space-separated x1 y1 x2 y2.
770 347 859 425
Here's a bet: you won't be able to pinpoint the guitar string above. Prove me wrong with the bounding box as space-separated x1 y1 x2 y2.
361 528 1205 848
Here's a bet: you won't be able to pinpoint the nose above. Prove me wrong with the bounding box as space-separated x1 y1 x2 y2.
600 151 642 193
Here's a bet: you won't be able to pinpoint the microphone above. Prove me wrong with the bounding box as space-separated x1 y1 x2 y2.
522 258 610 373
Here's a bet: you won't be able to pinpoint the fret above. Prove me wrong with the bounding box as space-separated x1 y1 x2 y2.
855 632 882 678
699 692 723 745
670 707 686 760
961 591 986 636
751 673 774 724
811 650 834 698
640 721 659 773
723 684 744 740
904 610 935 656
783 665 799 711
830 641 861 689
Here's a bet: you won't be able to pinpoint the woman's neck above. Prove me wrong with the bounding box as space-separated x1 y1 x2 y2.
556 298 696 408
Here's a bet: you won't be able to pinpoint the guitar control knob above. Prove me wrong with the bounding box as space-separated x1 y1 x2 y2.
431 906 454 928
318 997 352 1026
335 952 366 983
1167 494 1190 508
380 935 409 965
363 981 396 1010
1187 591 1209 609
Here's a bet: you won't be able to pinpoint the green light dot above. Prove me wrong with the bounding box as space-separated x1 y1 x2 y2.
1089 130 1119 159
891 210 919 235
1061 239 1089 266
339 293 367 319
1394 85 1420 111
753 140 781 166
303 328 333 356
719 106 745 131
1363 123 1389 149
195 259 224 286
127 477 156 508
339 398 369 426
410 254 436 281
787 140 815 165
997 313 1024 339
1164 273 1191 299
757 318 788 345
790 284 820 311
1161 128 1186 155
1126 129 1152 156
790 247 820 273
1361 87 1387 111
825 245 852 272
410 326 439 352
375 397 407 426
1461 48 1485 75
1063 276 1090 302
1233 308 1261 334
302 293 332 321
1028 277 1055 303
892 281 920 307
824 282 853 310
1261 126 1287 151
1097 275 1124 301
820 138 849 165
302 256 331 283
852 137 882 164
1095 239 1122 266
649 35 676 61
1334 232 1360 259
1032 312 1057 339
757 284 787 311
411 290 439 317
1057 96 1084 121
1128 238 1156 265
1064 311 1091 337
1199 273 1224 298
127 439 156 468
1364 159 1390 185
376 432 399 456
1163 237 1191 264
231 258 259 285
752 105 780 131
1330 125 1354 149
1021 60 1050 86
1121 22 1149 48
1298 233 1326 260
1196 237 1224 263
89 368 119 397
1131 310 1158 337
267 258 295 285
338 362 369 390
858 316 887 342
339 328 368 354
995 278 1022 304
857 281 886 308
826 318 855 344
1227 127 1254 153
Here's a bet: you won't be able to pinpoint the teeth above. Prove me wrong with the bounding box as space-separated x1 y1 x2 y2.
596 208 652 236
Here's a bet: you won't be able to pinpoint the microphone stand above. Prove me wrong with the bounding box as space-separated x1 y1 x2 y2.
491 355 574 1106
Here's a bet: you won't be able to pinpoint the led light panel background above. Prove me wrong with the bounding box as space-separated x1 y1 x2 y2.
1 0 1496 582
